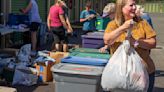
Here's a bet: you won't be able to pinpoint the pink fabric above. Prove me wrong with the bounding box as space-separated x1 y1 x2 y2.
49 5 64 27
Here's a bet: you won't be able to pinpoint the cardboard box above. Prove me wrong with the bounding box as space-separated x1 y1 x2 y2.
49 52 69 64
35 52 69 82
35 61 54 82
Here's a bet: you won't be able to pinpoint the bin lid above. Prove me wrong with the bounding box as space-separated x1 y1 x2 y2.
69 52 110 59
69 48 108 54
61 56 108 66
51 63 104 76
82 34 103 39
87 32 104 36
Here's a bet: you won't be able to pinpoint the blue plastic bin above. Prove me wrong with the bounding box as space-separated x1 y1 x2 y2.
61 56 108 66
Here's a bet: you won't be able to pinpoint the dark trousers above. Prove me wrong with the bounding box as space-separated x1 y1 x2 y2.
148 72 155 92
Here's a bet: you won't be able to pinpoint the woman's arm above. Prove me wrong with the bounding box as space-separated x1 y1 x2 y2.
80 18 88 22
104 26 125 45
133 37 156 49
21 1 32 14
47 14 51 31
99 45 109 53
59 14 70 30
104 19 134 45
65 15 73 33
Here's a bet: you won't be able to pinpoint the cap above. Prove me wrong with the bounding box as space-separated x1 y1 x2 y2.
102 13 109 18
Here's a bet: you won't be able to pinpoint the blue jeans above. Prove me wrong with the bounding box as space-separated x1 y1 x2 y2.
147 72 155 92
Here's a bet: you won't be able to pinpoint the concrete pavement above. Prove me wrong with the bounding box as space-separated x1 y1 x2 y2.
150 13 164 92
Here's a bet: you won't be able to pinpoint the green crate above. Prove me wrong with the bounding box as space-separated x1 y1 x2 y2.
69 48 108 54
69 48 110 59
96 17 110 31
69 52 110 60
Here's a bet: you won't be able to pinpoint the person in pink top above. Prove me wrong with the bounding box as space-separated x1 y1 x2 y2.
47 0 72 52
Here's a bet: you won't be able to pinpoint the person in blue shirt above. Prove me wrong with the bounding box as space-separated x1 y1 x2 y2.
20 0 41 55
136 5 153 28
80 0 97 35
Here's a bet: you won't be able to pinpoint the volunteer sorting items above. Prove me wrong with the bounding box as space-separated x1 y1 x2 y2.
102 0 156 92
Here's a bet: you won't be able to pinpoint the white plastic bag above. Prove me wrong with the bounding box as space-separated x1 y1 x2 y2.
101 40 149 92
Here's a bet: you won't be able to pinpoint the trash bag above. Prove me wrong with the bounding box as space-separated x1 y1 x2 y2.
12 64 38 86
17 44 31 63
101 40 149 92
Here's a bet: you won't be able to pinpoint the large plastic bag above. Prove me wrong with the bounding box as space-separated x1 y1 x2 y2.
12 63 38 86
17 44 31 63
101 40 149 92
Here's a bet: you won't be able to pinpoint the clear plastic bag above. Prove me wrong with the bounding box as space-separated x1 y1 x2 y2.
101 40 149 92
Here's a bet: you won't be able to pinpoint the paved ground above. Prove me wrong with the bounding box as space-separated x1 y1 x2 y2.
1 13 164 92
149 13 164 92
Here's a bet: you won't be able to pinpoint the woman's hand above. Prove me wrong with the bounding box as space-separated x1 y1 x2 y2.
48 26 51 32
99 45 108 53
67 28 73 33
19 8 25 14
121 19 134 31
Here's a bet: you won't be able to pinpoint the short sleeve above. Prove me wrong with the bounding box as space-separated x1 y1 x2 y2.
142 20 156 38
58 7 64 15
91 10 97 14
105 20 118 33
80 11 85 19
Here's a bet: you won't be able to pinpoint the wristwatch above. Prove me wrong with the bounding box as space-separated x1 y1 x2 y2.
134 40 139 48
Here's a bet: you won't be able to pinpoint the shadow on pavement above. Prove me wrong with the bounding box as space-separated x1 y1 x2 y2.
0 80 54 92
155 70 164 77
14 82 55 92
154 87 164 92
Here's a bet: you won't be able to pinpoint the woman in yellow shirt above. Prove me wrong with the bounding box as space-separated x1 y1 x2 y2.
104 0 156 92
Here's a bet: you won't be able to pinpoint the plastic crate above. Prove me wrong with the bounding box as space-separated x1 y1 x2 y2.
61 56 108 66
69 48 104 53
69 52 109 60
7 13 29 26
96 17 110 31
82 35 104 49
51 63 104 92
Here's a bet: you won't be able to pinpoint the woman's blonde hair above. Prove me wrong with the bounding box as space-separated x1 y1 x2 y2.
55 0 62 4
114 0 127 26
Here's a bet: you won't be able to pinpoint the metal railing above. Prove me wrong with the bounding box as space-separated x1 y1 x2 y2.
140 1 164 13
